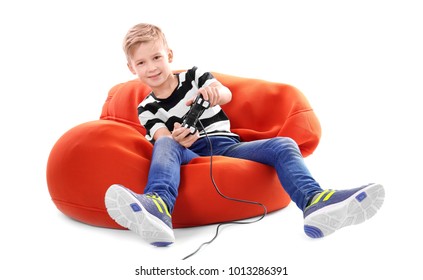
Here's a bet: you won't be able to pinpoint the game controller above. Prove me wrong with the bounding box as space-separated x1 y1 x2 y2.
181 95 210 134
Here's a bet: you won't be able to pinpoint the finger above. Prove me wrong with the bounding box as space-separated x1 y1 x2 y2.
209 89 217 106
186 98 193 106
198 88 209 100
172 126 185 140
176 127 192 140
174 123 190 139
182 132 199 147
211 87 220 106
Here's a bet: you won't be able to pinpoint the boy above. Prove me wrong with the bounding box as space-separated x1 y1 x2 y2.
104 23 385 247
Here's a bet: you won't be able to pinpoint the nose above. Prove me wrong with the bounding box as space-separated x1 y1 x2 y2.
146 61 157 73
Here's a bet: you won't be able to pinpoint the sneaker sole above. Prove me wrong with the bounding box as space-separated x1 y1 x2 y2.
304 183 385 238
104 185 175 246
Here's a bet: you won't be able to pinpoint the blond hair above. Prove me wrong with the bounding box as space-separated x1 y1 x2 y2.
123 23 169 60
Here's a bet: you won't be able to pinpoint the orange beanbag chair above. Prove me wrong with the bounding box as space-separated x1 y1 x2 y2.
46 72 321 229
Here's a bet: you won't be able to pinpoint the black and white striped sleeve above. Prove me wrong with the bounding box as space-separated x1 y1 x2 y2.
138 95 167 141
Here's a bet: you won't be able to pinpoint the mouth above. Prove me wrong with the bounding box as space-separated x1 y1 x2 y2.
148 72 161 79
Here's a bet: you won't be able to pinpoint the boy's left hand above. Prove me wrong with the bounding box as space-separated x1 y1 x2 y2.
172 122 199 148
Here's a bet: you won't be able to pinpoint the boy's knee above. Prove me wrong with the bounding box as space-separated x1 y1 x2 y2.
274 137 301 153
152 136 197 164
155 136 177 147
153 137 181 153
275 137 297 147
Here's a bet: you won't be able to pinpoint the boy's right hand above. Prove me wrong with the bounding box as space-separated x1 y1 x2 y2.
172 122 199 148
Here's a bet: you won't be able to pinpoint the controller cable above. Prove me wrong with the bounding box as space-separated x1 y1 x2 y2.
182 120 268 260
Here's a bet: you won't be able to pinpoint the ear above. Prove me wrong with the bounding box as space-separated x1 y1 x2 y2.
127 62 136 75
167 49 174 63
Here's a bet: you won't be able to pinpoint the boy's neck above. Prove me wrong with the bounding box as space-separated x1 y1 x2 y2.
152 74 178 99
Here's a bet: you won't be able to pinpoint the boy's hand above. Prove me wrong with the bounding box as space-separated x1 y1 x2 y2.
198 85 220 107
186 85 220 107
172 122 199 148
186 81 232 107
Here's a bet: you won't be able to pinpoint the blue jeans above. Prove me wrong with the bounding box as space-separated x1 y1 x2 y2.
144 136 322 212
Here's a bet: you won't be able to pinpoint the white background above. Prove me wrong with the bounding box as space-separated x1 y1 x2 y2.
1 0 421 279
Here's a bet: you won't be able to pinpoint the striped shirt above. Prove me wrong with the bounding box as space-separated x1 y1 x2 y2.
138 66 239 142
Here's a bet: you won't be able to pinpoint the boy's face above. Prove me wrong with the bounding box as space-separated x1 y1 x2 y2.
127 40 174 89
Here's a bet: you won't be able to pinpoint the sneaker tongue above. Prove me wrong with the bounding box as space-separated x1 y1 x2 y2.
306 192 323 208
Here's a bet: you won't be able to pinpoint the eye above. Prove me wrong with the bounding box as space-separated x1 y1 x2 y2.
154 55 162 60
